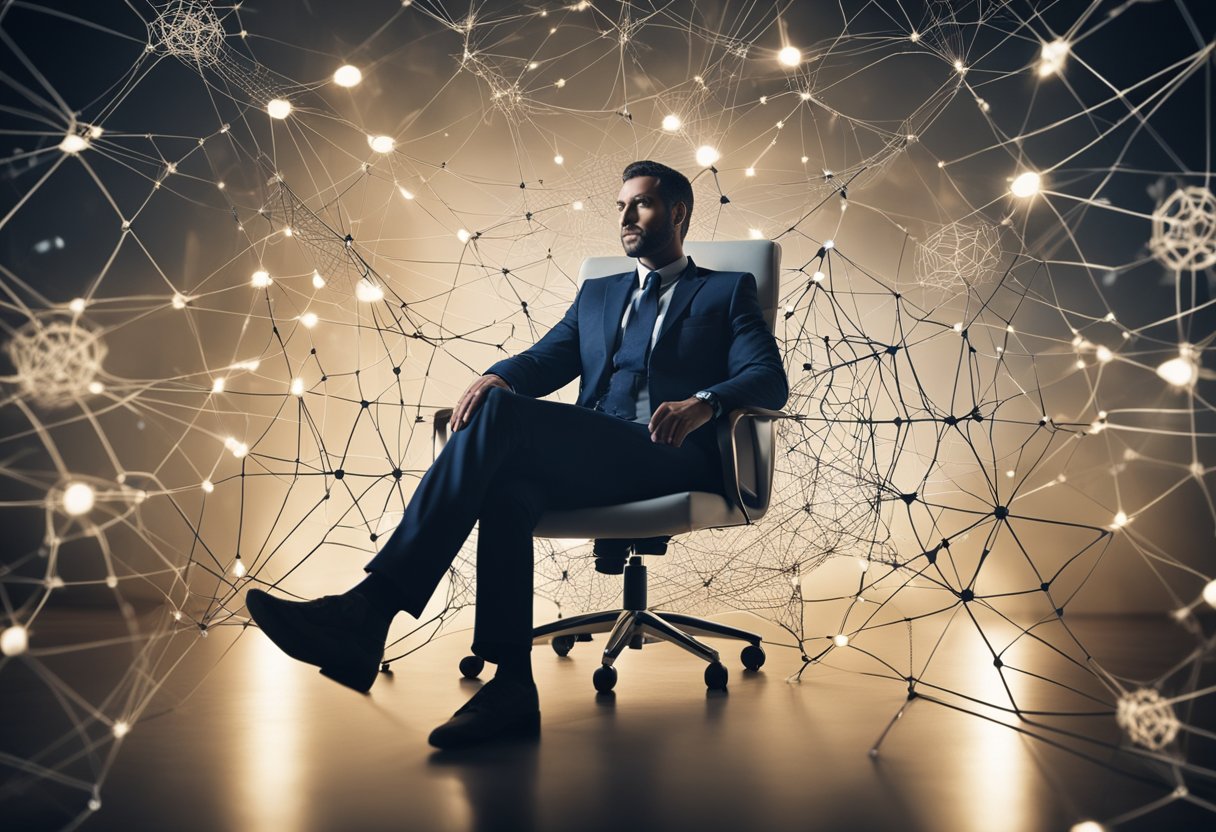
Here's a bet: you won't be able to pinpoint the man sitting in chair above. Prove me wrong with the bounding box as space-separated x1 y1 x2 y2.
246 160 789 749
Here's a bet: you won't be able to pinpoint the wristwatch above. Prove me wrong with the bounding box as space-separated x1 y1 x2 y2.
694 390 722 418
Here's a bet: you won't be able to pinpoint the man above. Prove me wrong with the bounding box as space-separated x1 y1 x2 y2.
246 160 788 749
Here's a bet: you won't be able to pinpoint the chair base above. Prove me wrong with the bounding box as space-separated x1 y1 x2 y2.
532 607 761 668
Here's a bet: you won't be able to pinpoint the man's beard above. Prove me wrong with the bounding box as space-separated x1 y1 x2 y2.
621 217 676 259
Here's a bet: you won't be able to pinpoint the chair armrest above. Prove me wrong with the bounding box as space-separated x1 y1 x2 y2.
716 407 787 523
433 408 454 459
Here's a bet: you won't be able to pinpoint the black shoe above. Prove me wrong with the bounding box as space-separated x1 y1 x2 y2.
245 589 388 693
428 677 541 749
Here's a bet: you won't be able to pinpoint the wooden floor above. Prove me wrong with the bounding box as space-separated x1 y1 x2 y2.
5 611 1214 832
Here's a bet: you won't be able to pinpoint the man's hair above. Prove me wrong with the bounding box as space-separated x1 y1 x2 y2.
621 160 694 240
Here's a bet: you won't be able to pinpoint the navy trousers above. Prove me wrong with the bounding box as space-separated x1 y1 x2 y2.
364 386 720 663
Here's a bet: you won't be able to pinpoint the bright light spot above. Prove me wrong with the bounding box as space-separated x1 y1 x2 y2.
1203 579 1216 608
233 558 247 578
171 292 188 309
398 185 415 200
661 114 682 132
811 270 825 283
1010 171 1042 198
201 479 214 493
1 625 28 657
857 558 869 572
62 482 95 516
555 78 566 88
88 125 104 139
300 311 319 328
823 239 834 249
266 99 292 119
112 721 130 739
799 91 812 101
801 155 809 163
910 31 920 42
251 270 272 288
745 167 756 177
1111 511 1129 529
333 64 363 87
456 228 471 243
749 228 764 240
953 322 964 333
553 154 564 165
355 278 384 302
528 61 539 70
833 634 850 648
224 437 248 458
68 298 86 314
211 378 226 393
1070 822 1105 832
59 133 89 154
1191 461 1205 478
282 226 293 237
1096 345 1113 363
290 378 305 397
1005 469 1016 478
87 381 104 395
312 271 326 289
369 135 395 153
777 46 802 67
695 145 720 168
1157 352 1198 387
1038 40 1070 77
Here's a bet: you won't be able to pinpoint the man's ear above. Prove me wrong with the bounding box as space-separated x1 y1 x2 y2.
672 201 688 230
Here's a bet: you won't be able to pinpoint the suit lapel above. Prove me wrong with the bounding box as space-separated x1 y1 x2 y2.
601 271 637 361
654 257 707 346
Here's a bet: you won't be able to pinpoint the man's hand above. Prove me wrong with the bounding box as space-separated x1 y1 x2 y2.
452 374 511 431
648 397 713 447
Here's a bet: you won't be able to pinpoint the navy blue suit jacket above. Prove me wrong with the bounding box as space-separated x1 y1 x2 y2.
484 257 788 457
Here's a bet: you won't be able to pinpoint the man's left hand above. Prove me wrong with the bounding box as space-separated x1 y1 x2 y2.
649 397 713 447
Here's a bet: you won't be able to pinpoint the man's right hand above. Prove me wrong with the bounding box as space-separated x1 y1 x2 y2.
451 374 512 431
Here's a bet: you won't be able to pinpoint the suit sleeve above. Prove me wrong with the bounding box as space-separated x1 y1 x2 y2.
702 273 788 413
484 283 584 398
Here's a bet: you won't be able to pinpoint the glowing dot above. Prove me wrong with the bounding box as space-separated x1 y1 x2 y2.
300 312 319 328
233 558 247 578
1202 579 1216 607
801 156 809 164
745 167 756 177
661 114 682 132
1157 353 1197 387
777 46 802 67
1096 346 1113 363
88 125 104 139
695 145 720 167
1010 171 1042 198
910 31 920 42
333 65 363 87
395 184 415 201
1038 40 1070 77
749 228 764 240
528 61 539 70
112 721 130 739
1070 822 1105 832
62 482 95 516
823 239 834 249
572 200 584 211
201 479 214 493
282 226 293 237
211 378 226 394
857 558 869 572
953 322 963 333
811 271 825 283
66 298 87 315
266 99 292 119
224 437 248 458
173 610 183 621
456 228 471 243
953 59 965 72
1191 462 1205 478
251 270 272 288
355 278 385 302
311 271 326 289
59 133 89 154
1005 469 1015 478
290 378 305 397
105 575 117 588
1 625 28 656
833 634 850 648
799 91 812 101
171 292 188 309
555 78 566 88
1111 511 1129 529
369 135 395 153
87 381 103 395
553 154 564 165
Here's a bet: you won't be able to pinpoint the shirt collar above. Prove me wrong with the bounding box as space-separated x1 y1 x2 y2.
635 254 688 290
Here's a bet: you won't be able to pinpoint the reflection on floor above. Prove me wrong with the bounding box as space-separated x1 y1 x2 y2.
7 611 1214 831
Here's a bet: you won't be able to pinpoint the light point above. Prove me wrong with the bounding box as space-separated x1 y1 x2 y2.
1203 579 1216 608
1010 171 1041 198
333 65 363 87
300 311 318 328
266 99 292 119
251 270 272 288
201 479 214 493
777 46 802 67
211 378 226 394
749 228 764 240
369 135 395 153
833 634 850 648
456 228 471 243
355 278 384 302
695 145 720 167
68 298 86 314
112 721 130 739
1157 352 1198 387
311 271 326 289
290 378 305 397
59 133 89 154
553 154 564 165
661 114 682 132
1 625 28 656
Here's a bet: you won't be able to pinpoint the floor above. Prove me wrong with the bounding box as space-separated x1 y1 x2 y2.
4 610 1214 832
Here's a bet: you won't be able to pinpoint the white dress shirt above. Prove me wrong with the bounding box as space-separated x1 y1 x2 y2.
619 255 688 422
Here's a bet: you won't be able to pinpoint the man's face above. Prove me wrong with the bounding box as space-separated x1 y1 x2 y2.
617 175 680 259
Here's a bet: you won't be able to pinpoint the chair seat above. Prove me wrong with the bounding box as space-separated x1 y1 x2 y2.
534 490 747 539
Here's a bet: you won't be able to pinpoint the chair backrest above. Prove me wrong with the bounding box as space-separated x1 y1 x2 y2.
578 239 782 331
579 239 783 523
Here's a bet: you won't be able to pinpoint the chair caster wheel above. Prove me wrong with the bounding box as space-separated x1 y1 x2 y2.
593 665 618 693
552 635 576 657
459 655 484 679
741 644 766 671
705 661 728 691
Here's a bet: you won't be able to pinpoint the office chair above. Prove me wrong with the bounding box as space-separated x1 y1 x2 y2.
433 240 785 692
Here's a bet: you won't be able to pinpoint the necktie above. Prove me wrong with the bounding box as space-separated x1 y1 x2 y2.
600 271 662 419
